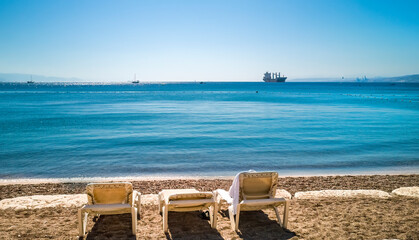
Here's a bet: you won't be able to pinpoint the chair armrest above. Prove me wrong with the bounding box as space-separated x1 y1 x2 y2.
215 189 233 205
86 193 94 205
132 190 141 206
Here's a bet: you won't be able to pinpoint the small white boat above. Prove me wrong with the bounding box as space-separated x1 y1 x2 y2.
27 75 34 84
132 74 139 83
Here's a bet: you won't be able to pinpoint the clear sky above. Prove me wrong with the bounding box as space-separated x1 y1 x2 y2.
0 0 418 82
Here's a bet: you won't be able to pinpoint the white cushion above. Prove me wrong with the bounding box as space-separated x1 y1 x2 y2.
82 203 132 213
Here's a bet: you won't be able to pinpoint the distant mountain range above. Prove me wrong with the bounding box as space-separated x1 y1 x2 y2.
0 73 85 83
290 74 419 83
369 74 419 83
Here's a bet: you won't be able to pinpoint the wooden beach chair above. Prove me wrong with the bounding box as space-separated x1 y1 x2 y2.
158 188 217 233
215 171 289 231
78 182 141 237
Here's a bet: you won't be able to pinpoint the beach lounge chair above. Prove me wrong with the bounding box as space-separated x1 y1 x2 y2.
78 182 141 237
216 171 289 231
158 188 217 233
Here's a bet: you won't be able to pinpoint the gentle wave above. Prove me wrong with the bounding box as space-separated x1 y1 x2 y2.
0 82 418 178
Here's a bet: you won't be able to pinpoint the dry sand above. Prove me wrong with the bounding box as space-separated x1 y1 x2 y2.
294 189 391 199
392 186 419 198
0 174 418 239
0 194 88 210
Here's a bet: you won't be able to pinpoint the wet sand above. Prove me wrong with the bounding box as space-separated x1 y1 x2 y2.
1 174 418 200
0 174 418 239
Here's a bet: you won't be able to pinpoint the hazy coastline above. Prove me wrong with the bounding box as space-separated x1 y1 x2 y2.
1 73 419 83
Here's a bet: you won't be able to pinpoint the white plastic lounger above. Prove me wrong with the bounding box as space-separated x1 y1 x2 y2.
78 182 141 237
216 171 289 231
158 188 217 233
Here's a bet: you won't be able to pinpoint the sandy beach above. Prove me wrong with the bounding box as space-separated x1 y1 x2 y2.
1 174 418 239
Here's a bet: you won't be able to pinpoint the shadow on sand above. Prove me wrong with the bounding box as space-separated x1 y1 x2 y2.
81 209 296 239
219 209 297 240
164 211 223 240
85 214 136 240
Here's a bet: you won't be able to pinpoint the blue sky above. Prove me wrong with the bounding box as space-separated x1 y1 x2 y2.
0 0 418 81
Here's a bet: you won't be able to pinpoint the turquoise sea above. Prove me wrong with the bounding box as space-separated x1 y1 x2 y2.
0 82 418 179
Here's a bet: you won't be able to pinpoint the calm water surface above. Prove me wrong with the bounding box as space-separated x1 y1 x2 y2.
0 82 418 178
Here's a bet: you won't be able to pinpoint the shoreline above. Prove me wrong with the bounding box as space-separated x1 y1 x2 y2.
1 170 418 185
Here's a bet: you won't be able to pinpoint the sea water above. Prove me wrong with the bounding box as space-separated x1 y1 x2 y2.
0 82 418 179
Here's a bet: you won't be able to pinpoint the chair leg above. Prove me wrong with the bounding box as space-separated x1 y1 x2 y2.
158 193 163 214
209 206 214 228
162 205 168 233
78 209 88 237
228 205 235 231
283 201 289 229
137 194 141 219
273 206 282 227
214 190 222 212
235 205 240 232
78 209 83 237
212 201 218 228
131 207 137 235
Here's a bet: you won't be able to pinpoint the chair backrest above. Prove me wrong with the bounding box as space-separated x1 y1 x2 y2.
86 182 133 205
239 172 278 201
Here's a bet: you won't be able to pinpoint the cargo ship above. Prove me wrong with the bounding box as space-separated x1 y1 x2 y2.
263 72 287 82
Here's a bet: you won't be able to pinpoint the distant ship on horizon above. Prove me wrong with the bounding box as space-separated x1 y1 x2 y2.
132 74 139 83
263 72 287 82
27 75 34 84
